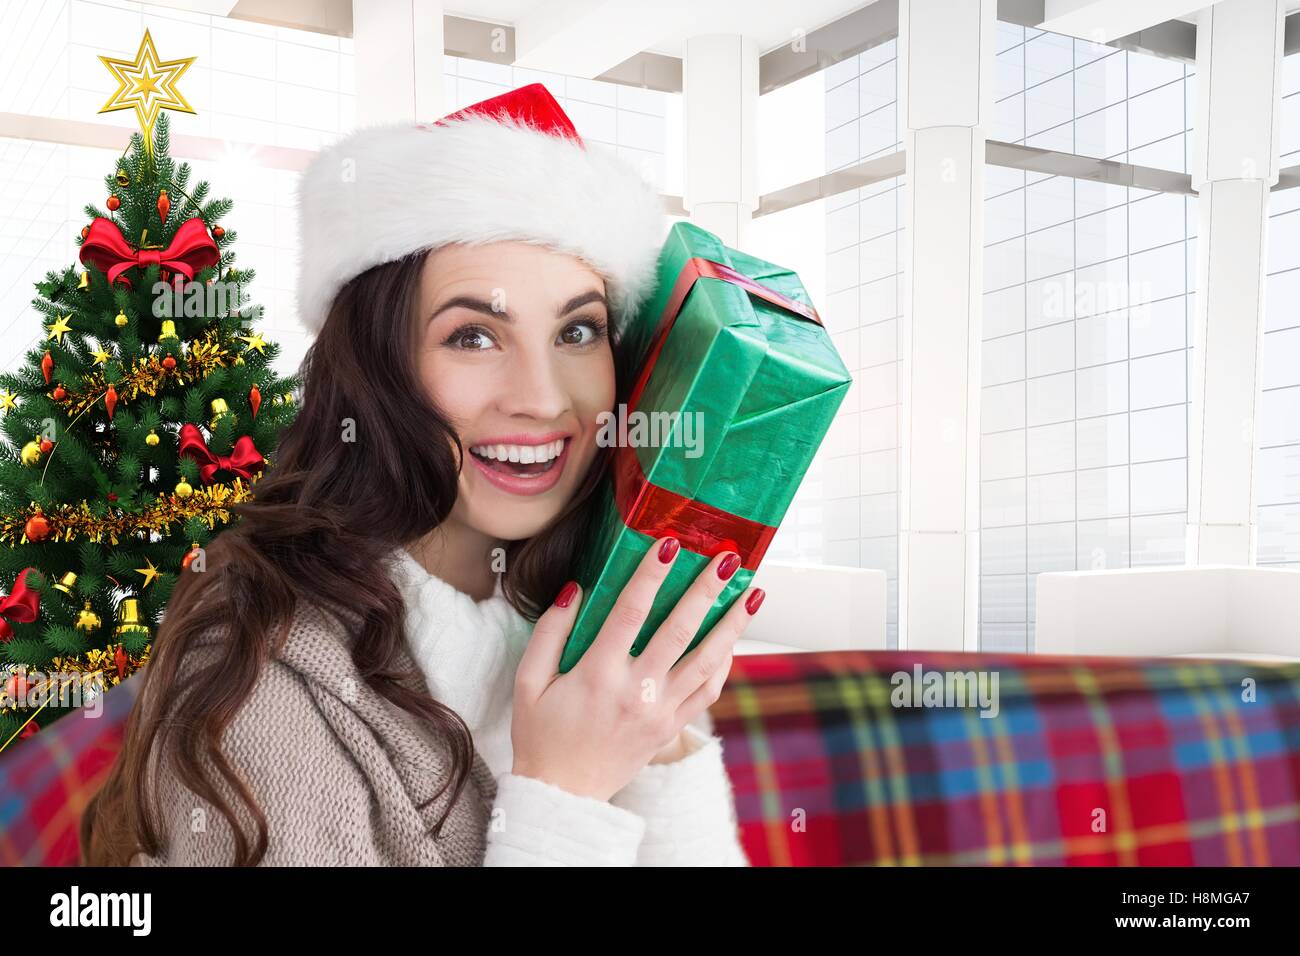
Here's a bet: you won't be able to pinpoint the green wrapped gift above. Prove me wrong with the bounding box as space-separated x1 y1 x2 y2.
559 221 852 673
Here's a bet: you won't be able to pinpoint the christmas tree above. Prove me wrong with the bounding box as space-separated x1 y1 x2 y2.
0 94 298 751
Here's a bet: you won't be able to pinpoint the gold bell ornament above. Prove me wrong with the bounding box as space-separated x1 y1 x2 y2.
158 320 179 343
114 599 152 640
78 270 90 290
75 601 102 633
209 398 233 429
53 571 77 595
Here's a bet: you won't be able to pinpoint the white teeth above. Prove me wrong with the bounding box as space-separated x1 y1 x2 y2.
470 439 567 463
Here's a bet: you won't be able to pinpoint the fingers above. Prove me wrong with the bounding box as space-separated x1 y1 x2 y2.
514 579 581 698
635 549 742 678
584 535 681 668
665 585 761 713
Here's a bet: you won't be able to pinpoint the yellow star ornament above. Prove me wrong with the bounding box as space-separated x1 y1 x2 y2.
0 390 17 416
135 557 162 588
91 346 111 365
98 30 197 155
238 331 267 355
46 314 73 344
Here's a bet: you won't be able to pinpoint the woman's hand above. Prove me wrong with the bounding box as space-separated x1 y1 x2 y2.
509 536 764 802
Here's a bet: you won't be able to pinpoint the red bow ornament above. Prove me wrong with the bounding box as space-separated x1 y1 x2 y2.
178 423 265 485
0 568 41 643
79 217 219 288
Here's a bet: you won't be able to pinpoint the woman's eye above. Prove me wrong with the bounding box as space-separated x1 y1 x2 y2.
446 325 496 350
558 317 607 347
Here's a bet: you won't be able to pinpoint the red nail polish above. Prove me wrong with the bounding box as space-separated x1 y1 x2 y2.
554 581 578 608
745 588 765 615
717 552 741 580
658 537 680 563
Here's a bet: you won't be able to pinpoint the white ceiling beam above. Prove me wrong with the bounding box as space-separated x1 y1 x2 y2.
145 0 240 15
512 0 695 78
1041 0 1227 42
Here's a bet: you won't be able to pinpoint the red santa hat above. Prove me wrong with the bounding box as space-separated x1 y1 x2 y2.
294 83 667 334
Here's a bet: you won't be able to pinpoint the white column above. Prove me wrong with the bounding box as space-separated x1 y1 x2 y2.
682 35 759 247
897 0 995 651
352 0 446 125
1187 0 1284 567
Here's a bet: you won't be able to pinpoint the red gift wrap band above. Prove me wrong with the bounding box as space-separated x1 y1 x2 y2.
612 256 823 570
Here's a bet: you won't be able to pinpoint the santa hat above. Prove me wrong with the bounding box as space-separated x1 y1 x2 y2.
294 83 667 335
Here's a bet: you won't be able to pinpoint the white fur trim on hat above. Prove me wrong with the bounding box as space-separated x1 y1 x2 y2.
293 112 667 335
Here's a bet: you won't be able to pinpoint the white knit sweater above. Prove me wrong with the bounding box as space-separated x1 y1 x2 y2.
391 547 750 866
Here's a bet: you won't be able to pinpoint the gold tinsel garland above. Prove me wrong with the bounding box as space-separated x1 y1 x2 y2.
0 477 255 546
56 327 243 418
1 644 150 716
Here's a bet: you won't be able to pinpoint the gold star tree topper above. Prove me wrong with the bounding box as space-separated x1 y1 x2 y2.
98 29 196 157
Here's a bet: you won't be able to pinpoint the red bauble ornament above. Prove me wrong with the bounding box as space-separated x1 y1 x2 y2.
80 226 90 240
107 492 117 502
51 385 65 401
162 355 177 371
24 514 49 542
18 721 38 739
104 384 118 420
181 547 199 571
39 437 52 454
249 384 261 419
5 673 30 702
114 644 127 681
41 351 53 385
212 225 225 239
106 195 120 211
156 190 171 221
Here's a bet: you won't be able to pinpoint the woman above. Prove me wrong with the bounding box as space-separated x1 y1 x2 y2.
80 84 761 866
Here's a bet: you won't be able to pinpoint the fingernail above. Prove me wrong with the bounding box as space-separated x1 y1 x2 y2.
717 552 741 580
658 537 680 563
554 581 578 608
745 588 765 615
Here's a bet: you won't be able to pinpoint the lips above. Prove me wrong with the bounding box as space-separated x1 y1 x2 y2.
467 435 571 496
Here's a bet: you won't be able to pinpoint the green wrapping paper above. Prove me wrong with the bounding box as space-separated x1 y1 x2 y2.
559 222 852 674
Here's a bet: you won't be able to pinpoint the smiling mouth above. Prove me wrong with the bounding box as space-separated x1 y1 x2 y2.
468 438 568 478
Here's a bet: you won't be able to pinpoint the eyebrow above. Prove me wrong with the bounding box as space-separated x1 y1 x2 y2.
429 289 608 324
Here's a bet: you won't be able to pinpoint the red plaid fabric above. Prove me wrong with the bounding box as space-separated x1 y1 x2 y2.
0 674 141 866
715 651 1300 866
5 650 1299 866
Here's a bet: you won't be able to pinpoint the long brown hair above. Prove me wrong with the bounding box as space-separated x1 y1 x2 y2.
80 248 635 865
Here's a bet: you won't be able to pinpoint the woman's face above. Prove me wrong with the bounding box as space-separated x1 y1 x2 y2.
415 241 616 544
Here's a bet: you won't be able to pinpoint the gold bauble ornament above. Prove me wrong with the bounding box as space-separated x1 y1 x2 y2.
53 571 77 595
113 599 151 640
174 479 193 498
114 310 129 327
75 601 102 633
158 319 179 343
145 430 160 446
20 439 42 466
209 398 233 429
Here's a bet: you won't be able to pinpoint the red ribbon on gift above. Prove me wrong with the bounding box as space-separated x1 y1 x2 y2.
0 568 41 643
612 257 824 571
178 423 264 485
79 217 219 288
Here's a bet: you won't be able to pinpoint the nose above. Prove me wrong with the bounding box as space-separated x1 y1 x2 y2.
496 338 570 422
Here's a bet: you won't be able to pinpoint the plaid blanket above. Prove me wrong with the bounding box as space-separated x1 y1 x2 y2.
4 650 1299 866
715 651 1300 866
0 672 141 866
